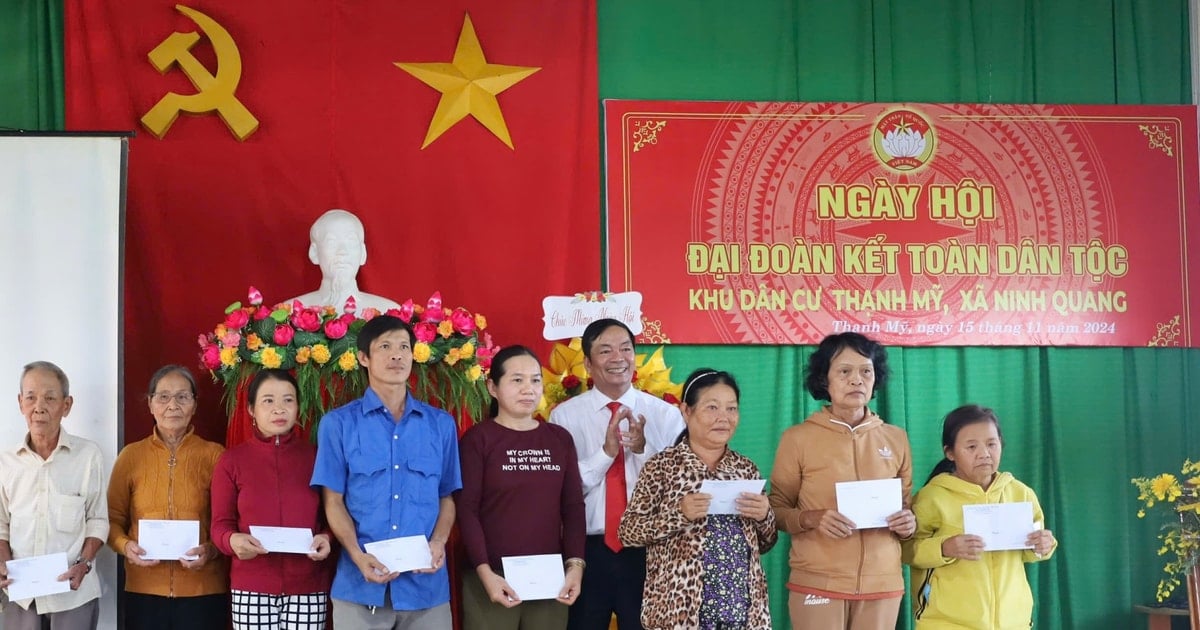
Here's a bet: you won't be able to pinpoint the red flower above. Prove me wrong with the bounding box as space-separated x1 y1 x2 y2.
247 286 263 306
200 345 221 370
449 308 476 335
562 374 581 390
361 307 381 321
224 309 250 329
252 306 272 321
324 317 350 340
273 324 295 345
414 321 437 343
290 307 322 332
662 393 680 405
343 295 357 315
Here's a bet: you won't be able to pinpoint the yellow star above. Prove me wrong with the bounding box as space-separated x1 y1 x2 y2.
396 14 540 149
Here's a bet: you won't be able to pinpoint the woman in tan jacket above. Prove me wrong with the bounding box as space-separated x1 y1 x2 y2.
107 365 227 629
769 333 917 630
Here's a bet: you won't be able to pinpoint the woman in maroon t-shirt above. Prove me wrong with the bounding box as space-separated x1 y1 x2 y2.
456 345 587 630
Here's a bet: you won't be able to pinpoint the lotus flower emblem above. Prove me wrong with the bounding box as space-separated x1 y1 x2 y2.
881 127 926 159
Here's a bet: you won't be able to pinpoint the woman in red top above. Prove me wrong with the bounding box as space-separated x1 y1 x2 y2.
456 345 586 630
211 369 333 630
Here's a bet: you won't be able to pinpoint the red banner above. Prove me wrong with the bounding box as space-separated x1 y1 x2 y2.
65 1 598 441
605 100 1200 347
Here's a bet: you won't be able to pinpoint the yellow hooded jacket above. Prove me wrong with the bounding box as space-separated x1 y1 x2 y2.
902 472 1056 629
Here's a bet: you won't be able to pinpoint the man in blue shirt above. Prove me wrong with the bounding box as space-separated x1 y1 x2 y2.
312 315 462 629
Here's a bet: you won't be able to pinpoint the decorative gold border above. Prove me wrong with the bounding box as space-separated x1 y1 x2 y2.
1138 124 1175 157
638 317 671 344
632 120 667 152
1148 315 1182 346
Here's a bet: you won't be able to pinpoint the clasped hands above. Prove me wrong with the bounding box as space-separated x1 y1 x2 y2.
603 405 647 456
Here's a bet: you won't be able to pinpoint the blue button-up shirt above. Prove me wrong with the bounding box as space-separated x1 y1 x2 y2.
311 388 462 610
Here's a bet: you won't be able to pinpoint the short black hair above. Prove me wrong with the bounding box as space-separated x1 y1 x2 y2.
804 332 889 401
247 368 299 407
356 315 414 356
581 318 635 358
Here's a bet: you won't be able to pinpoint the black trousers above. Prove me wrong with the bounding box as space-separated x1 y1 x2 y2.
124 592 229 630
567 535 646 630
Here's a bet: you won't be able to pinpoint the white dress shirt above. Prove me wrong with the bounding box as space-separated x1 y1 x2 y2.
0 430 109 613
550 387 685 535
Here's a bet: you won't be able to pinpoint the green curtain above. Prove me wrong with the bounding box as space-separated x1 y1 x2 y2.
0 0 62 130
599 1 1195 629
3 0 1195 628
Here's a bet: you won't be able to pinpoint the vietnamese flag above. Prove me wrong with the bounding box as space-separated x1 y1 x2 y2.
65 2 599 445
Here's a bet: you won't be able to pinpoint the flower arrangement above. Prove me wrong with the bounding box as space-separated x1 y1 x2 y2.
537 337 684 419
1132 460 1200 602
198 287 498 432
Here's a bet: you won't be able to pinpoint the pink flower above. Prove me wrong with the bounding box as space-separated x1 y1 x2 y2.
224 309 250 329
421 293 445 322
197 334 211 349
343 295 357 315
324 317 350 340
290 307 323 332
413 321 437 343
221 331 242 347
273 324 295 345
361 307 381 321
201 345 221 370
449 308 476 335
247 286 263 306
252 305 272 321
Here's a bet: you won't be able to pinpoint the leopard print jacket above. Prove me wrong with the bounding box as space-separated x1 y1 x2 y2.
618 441 778 630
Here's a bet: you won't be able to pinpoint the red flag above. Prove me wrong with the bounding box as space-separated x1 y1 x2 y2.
65 1 599 443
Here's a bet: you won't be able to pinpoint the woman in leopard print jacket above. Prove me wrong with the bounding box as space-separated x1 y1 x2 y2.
618 369 777 630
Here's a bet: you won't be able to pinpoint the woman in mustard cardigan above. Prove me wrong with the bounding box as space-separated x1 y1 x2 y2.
107 365 228 629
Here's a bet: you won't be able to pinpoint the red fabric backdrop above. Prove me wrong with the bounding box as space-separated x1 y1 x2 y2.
64 1 599 444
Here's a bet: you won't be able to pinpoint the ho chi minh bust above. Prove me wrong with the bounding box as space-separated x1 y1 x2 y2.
283 209 402 312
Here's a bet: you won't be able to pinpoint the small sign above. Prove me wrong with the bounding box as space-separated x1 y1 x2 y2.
542 291 643 340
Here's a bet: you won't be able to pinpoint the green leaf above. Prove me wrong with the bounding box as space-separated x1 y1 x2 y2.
224 301 243 315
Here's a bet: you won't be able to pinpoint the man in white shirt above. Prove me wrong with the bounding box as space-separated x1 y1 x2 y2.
0 361 108 630
550 319 685 630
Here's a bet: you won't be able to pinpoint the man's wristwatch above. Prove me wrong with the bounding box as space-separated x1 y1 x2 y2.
74 556 93 574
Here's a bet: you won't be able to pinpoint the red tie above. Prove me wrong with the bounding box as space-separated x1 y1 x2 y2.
604 401 627 552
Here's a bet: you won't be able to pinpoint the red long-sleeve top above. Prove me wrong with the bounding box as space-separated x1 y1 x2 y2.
210 426 332 595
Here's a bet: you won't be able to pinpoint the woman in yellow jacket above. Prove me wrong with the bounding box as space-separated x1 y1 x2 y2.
902 404 1058 629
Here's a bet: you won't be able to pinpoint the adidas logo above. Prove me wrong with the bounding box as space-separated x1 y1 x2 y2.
878 446 893 458
803 593 832 606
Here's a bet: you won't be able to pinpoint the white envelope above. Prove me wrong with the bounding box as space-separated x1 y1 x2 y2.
962 502 1035 551
364 535 432 574
138 519 200 560
502 554 564 601
835 478 902 529
698 479 767 515
249 526 315 554
5 552 71 601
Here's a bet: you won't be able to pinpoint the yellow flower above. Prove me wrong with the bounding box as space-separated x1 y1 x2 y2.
246 333 264 351
413 342 432 363
311 344 332 365
295 346 311 364
437 320 454 338
260 347 282 369
459 342 475 359
444 348 462 366
1152 474 1182 502
468 364 482 381
219 347 239 367
475 313 488 330
337 350 357 372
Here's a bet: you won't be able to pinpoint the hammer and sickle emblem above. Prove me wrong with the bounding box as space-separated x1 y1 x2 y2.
141 5 259 140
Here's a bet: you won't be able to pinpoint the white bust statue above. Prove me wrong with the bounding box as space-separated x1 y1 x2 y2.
284 209 402 312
